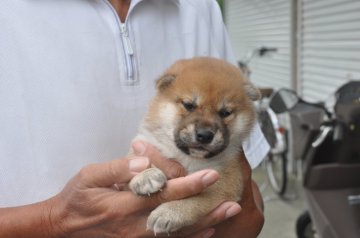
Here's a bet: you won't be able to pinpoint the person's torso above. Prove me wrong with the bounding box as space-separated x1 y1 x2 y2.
0 0 231 206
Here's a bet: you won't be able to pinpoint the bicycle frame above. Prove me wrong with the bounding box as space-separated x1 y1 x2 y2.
266 107 287 155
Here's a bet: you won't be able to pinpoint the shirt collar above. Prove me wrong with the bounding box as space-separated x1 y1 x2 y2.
128 0 180 16
131 0 180 3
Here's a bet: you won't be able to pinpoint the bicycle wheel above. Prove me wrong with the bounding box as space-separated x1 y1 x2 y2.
258 109 277 148
296 211 316 238
265 153 287 195
258 108 287 195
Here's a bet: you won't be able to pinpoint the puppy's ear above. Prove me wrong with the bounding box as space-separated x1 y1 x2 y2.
245 81 261 101
156 74 176 91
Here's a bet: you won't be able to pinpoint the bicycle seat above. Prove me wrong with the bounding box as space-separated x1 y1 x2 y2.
259 88 274 98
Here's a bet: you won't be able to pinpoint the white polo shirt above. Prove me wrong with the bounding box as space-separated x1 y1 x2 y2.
0 0 269 207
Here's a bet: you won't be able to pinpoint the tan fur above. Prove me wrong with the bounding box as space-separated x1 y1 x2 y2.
129 57 260 234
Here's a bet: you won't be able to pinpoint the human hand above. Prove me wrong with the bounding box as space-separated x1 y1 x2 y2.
0 143 242 238
47 157 213 238
131 141 242 237
44 142 241 238
211 153 265 238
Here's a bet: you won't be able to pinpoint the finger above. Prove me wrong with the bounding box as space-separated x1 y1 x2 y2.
193 201 241 229
160 202 241 237
188 228 215 238
132 141 186 178
149 169 219 206
129 169 219 209
134 202 238 238
78 156 150 188
145 228 216 238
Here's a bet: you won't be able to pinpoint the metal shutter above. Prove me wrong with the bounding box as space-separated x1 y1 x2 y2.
299 0 360 101
224 0 293 89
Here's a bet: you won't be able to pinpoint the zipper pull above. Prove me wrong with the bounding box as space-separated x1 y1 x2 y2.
120 24 134 55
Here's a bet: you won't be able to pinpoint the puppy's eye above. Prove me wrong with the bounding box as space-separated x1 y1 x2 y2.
182 101 196 112
219 109 232 118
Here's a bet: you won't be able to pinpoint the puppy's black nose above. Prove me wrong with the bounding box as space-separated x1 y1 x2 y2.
196 129 214 144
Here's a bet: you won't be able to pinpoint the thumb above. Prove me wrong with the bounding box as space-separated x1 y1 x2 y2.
78 156 150 188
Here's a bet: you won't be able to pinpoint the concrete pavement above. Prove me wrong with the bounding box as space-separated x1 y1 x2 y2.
252 166 305 238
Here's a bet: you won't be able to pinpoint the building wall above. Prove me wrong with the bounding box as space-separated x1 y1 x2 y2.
225 0 293 89
224 0 360 101
299 0 360 101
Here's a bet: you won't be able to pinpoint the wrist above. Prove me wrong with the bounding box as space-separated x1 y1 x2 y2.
0 197 63 238
43 195 67 238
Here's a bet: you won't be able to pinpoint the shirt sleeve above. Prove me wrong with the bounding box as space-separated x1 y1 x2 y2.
208 0 270 168
242 123 270 168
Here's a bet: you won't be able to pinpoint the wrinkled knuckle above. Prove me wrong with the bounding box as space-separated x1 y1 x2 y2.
107 162 119 180
78 164 96 180
211 211 225 225
155 189 171 204
167 162 186 178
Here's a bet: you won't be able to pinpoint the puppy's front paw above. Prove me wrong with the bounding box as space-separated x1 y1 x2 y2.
147 202 197 234
129 168 167 196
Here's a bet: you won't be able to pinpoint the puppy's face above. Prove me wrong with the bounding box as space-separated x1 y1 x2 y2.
145 57 260 159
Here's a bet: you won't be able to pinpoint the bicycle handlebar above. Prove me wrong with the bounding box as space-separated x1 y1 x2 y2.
241 46 278 65
258 47 278 56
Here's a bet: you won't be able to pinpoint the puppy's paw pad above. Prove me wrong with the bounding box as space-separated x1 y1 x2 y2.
147 205 192 234
129 168 167 196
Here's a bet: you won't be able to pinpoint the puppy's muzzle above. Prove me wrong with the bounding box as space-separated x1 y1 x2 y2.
195 128 215 144
175 122 228 159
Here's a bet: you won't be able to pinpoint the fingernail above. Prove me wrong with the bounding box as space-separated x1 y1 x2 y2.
225 204 241 219
132 141 146 156
202 228 215 238
201 171 219 187
129 156 149 173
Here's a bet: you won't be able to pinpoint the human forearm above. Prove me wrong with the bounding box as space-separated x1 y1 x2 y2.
0 198 60 238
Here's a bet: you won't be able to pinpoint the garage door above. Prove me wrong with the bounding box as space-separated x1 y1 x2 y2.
299 0 360 101
224 0 293 89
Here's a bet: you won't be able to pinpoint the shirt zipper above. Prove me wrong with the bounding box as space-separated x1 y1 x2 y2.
102 0 136 85
120 23 135 83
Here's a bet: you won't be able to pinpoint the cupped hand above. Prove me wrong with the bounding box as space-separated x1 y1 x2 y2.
46 142 241 238
132 142 264 238
131 141 242 237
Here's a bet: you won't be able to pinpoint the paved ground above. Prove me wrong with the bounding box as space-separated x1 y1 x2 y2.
252 165 305 238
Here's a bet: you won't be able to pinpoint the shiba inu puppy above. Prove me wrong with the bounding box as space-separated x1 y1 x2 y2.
129 57 260 234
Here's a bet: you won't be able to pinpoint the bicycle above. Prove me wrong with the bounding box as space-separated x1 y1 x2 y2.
257 89 288 196
239 47 289 197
